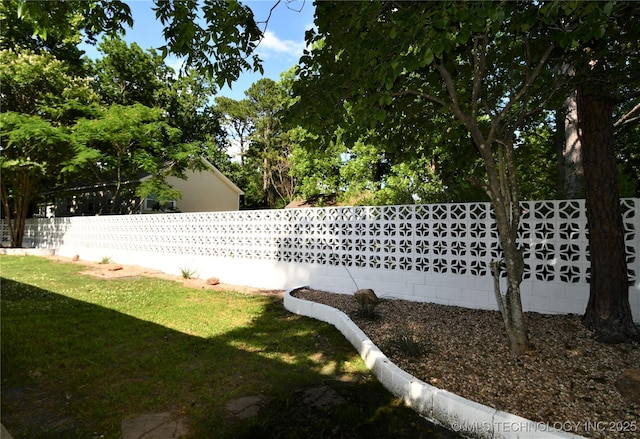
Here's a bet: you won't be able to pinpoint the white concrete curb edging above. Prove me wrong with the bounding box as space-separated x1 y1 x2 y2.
284 288 583 439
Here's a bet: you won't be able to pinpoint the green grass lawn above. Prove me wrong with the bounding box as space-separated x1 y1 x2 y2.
1 255 459 439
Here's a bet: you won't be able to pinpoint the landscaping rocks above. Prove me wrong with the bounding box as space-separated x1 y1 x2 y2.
354 288 378 305
206 276 220 285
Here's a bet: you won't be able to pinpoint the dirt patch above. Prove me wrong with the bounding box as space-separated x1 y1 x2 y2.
47 255 285 298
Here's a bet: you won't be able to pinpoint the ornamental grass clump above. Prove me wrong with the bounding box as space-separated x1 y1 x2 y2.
388 325 431 358
354 288 380 319
355 297 380 318
180 266 197 279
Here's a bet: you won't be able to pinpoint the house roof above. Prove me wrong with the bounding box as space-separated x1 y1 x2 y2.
47 157 244 196
198 158 244 196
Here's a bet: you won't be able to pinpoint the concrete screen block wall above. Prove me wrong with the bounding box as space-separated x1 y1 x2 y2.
6 198 638 321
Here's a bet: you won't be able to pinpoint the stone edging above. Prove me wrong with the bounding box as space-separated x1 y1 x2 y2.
284 288 583 439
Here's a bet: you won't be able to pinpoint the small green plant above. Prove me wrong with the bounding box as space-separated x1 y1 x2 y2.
389 325 431 358
355 296 380 319
99 256 112 264
180 266 197 279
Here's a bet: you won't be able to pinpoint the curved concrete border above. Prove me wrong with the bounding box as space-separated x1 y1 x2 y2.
284 288 583 439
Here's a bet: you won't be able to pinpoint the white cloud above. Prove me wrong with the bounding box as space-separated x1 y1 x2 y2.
257 30 306 59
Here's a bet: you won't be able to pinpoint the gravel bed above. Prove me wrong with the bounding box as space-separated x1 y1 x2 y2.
292 288 640 439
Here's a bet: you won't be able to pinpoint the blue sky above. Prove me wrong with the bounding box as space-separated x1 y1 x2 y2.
81 0 315 100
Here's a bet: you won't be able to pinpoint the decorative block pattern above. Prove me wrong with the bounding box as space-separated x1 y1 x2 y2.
3 199 638 312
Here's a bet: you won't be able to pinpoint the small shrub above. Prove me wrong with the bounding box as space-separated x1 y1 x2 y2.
389 326 430 358
100 256 112 264
355 296 380 319
180 267 197 279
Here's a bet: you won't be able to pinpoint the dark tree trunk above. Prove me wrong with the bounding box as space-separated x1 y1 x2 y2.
578 90 640 343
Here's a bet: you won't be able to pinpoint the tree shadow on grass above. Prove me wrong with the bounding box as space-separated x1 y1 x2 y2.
1 276 460 439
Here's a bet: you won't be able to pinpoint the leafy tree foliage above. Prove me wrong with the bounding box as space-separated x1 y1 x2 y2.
91 38 171 107
91 38 223 152
294 1 568 354
66 38 223 212
288 133 343 202
0 0 87 74
292 0 639 346
15 0 263 88
162 70 224 152
215 96 255 166
0 50 99 246
516 122 558 201
73 104 194 213
14 0 132 44
616 100 640 197
244 78 280 207
2 27 225 232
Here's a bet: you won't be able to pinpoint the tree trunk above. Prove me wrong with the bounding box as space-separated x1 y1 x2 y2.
485 142 530 356
556 91 584 199
262 155 270 207
491 200 529 356
1 172 36 248
578 91 640 343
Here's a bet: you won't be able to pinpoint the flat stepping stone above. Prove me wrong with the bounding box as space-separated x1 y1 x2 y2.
1 423 14 439
302 386 346 408
121 412 188 439
225 396 266 419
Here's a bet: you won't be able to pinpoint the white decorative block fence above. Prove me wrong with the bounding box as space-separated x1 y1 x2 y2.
4 199 639 321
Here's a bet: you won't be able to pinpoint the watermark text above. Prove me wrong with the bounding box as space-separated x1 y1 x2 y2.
450 420 637 434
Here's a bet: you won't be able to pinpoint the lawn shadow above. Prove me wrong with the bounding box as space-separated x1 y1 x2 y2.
1 275 460 439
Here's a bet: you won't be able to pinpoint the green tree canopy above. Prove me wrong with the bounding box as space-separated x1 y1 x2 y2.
15 0 263 87
0 49 99 246
92 37 225 157
72 103 193 212
294 0 567 355
0 0 89 74
91 38 171 107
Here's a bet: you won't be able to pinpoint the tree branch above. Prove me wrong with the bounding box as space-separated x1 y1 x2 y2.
614 101 640 128
391 89 448 108
614 90 640 104
496 43 555 125
471 33 487 121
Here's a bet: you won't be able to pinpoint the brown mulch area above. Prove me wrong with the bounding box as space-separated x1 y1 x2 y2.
292 288 640 439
